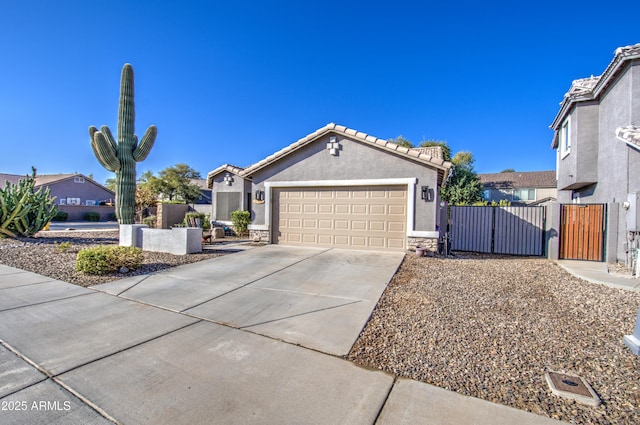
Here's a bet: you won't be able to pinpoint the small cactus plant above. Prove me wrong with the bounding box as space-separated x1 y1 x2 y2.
89 64 157 224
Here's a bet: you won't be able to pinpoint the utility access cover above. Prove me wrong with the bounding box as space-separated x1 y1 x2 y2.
545 371 601 406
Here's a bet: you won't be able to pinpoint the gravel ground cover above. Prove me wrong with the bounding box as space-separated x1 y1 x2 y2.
2 232 639 424
0 230 228 286
348 253 640 425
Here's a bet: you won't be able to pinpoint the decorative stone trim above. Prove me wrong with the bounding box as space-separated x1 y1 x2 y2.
249 229 271 243
408 237 438 252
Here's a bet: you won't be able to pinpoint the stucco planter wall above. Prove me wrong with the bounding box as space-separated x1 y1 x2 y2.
119 224 202 255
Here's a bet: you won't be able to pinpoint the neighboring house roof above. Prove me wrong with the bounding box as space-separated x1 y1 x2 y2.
551 43 640 146
479 171 557 189
0 172 114 195
616 125 640 150
0 173 24 186
207 123 452 188
189 178 211 190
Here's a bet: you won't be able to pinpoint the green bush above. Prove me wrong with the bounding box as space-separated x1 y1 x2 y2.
76 246 143 275
183 211 210 229
52 211 68 222
85 212 100 221
231 210 251 236
142 215 157 228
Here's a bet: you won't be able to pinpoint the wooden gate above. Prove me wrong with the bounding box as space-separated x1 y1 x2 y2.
449 206 546 256
560 204 605 261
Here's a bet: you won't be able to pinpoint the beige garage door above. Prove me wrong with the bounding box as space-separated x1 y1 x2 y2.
273 185 407 251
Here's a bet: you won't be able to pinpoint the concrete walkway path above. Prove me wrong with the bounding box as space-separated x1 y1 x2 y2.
0 247 567 424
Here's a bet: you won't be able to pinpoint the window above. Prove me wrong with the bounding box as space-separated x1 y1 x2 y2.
482 189 491 200
513 189 535 201
559 118 570 158
73 176 85 183
66 197 81 205
85 200 96 206
215 192 241 221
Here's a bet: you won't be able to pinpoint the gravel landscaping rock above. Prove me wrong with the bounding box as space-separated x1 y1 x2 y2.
348 253 640 425
0 230 228 286
3 232 639 424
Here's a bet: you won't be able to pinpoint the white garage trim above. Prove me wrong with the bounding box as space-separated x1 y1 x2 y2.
255 178 422 236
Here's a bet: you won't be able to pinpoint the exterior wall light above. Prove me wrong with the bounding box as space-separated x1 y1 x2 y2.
421 186 433 201
255 189 265 201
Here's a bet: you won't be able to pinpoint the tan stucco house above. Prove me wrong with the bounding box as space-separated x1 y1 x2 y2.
207 123 452 252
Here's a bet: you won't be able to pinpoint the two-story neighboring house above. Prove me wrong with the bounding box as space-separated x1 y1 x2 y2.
550 43 640 264
479 171 557 206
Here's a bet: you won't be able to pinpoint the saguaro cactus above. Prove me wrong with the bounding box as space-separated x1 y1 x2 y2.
89 64 157 224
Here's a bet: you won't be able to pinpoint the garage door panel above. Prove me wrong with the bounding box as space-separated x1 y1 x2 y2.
352 220 367 231
335 205 350 214
273 186 407 251
389 205 405 215
369 221 385 231
352 205 367 214
335 220 349 230
318 219 332 229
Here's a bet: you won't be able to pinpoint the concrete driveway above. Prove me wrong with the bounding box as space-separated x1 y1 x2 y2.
94 245 404 356
0 246 567 425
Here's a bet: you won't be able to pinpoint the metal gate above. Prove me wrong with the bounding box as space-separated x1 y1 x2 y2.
449 206 546 256
559 204 605 261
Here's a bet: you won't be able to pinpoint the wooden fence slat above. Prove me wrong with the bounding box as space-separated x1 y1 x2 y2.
559 204 605 261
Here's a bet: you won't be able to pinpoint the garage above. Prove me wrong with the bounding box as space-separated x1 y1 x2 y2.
272 185 407 251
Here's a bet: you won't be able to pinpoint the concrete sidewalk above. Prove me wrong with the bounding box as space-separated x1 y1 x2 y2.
0 248 567 424
555 260 640 292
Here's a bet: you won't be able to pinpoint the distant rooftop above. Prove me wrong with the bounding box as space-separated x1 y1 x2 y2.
479 170 557 189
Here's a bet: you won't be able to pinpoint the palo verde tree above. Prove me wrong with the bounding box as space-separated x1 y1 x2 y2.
89 64 157 224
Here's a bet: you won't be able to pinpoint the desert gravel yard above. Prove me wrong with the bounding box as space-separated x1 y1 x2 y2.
2 232 640 424
348 253 640 425
0 231 227 286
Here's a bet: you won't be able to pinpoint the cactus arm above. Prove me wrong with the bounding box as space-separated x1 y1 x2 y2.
92 131 121 172
100 125 118 152
132 125 157 162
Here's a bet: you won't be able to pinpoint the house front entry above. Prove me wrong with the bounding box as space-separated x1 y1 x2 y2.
559 204 606 261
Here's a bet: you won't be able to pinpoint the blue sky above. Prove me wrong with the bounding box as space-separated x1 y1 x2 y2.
1 1 638 185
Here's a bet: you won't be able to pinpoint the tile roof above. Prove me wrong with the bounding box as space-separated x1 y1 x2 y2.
207 123 451 188
550 43 640 145
0 173 24 186
1 173 113 193
205 164 245 188
479 170 557 189
616 125 640 150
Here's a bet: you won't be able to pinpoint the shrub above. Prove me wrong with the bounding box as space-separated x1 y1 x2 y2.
142 215 157 228
231 210 251 236
108 212 117 221
56 241 72 253
85 212 100 221
52 211 68 222
76 246 143 275
183 211 205 228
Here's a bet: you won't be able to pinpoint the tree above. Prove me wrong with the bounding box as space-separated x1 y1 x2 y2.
441 151 484 205
388 135 414 148
500 168 516 173
105 176 116 192
155 164 202 204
